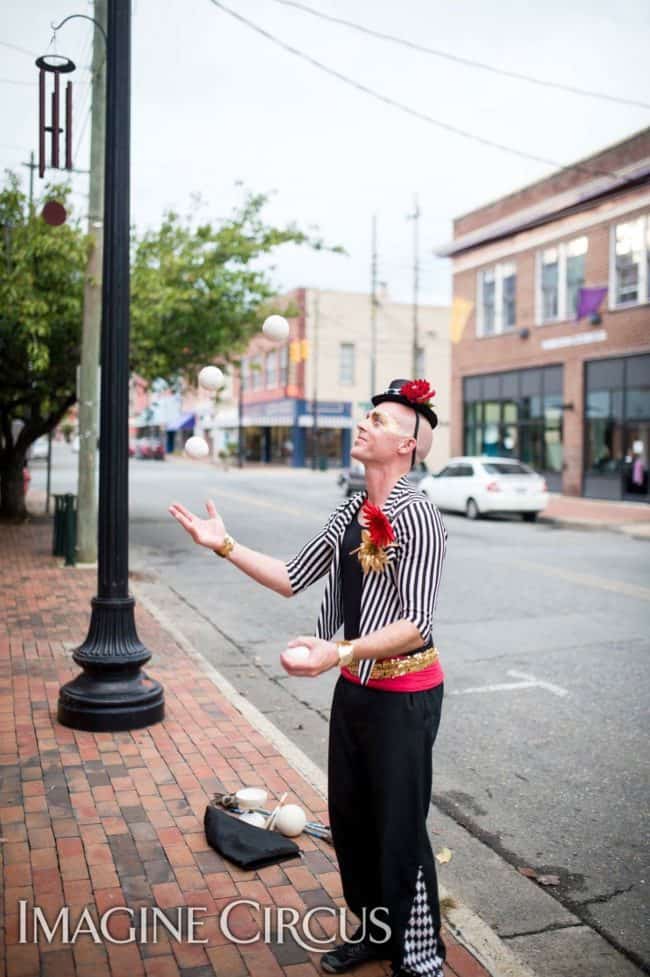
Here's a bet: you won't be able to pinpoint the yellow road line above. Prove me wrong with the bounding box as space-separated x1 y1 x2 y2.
507 558 650 602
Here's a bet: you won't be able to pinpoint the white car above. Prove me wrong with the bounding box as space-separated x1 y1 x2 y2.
420 456 549 521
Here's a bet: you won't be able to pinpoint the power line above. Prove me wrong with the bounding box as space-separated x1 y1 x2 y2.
208 0 621 182
0 40 37 57
269 0 650 111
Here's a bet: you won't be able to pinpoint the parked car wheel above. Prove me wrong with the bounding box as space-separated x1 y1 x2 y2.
466 497 480 520
522 511 538 522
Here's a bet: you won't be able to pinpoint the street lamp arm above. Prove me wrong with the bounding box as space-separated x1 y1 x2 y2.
50 14 107 45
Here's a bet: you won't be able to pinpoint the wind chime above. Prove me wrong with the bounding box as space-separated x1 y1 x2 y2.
35 49 76 225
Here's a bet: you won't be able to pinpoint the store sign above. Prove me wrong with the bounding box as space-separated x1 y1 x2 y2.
242 399 296 421
541 330 607 351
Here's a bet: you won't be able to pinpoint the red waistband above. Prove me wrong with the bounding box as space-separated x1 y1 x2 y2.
340 658 444 692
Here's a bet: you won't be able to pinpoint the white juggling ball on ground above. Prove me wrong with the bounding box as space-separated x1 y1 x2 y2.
262 315 289 341
184 436 209 460
274 804 307 837
198 365 225 391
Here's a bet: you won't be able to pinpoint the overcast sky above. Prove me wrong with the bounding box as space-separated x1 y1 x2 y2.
2 0 649 306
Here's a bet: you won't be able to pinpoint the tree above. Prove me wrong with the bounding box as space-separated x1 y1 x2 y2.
0 175 87 521
0 176 342 519
130 190 340 382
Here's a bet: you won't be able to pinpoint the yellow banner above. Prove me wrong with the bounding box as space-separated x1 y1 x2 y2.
450 297 474 344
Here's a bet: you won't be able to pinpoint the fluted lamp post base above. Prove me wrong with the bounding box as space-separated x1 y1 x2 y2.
57 596 165 732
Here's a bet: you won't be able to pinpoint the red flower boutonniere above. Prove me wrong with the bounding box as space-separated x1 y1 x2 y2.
400 379 436 406
351 500 396 573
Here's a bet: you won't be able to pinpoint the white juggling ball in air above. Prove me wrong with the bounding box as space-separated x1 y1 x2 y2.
262 315 289 341
184 436 210 460
198 365 225 391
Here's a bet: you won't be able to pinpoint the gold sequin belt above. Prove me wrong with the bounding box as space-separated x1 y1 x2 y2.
346 646 438 680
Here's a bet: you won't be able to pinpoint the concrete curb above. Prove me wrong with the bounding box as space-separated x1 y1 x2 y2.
539 515 650 539
132 581 540 977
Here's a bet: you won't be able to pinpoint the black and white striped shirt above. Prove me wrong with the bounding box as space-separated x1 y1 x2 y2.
285 474 448 685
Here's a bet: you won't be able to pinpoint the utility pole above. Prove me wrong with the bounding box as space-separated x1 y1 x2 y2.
22 151 51 511
311 289 320 470
76 0 106 564
408 194 420 378
237 360 244 468
370 214 378 399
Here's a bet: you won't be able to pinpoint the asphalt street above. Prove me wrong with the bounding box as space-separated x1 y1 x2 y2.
32 445 650 975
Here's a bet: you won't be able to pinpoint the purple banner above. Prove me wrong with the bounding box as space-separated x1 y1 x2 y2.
576 286 607 320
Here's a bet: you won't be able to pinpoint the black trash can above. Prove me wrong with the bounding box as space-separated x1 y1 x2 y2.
319 456 329 472
52 493 77 565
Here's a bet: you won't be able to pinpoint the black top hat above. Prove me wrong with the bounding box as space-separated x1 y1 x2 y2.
371 379 438 430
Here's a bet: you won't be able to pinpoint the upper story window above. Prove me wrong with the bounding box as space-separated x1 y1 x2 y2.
250 355 263 391
537 235 588 324
339 342 355 384
265 351 277 389
477 261 517 336
611 215 649 308
279 345 288 386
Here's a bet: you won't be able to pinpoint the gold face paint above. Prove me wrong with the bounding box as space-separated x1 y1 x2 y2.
363 410 413 437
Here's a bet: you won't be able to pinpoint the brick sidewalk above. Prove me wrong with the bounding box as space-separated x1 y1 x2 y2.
542 493 650 525
0 520 493 977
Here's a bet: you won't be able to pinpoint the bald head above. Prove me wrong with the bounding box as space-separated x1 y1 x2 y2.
381 402 434 463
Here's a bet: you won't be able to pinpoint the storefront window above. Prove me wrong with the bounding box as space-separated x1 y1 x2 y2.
584 354 650 500
626 388 650 420
544 427 563 473
463 366 563 475
306 428 343 466
585 420 624 474
503 400 518 423
543 393 563 425
464 402 482 425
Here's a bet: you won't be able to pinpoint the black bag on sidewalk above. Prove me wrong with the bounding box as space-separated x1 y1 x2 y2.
204 804 301 870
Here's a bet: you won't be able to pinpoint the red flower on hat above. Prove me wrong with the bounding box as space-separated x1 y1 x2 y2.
400 379 436 405
361 500 395 548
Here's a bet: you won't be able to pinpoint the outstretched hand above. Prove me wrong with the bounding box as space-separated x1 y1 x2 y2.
168 499 226 551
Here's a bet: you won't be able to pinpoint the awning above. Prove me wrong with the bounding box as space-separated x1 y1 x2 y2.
166 412 195 432
298 415 354 429
242 414 294 427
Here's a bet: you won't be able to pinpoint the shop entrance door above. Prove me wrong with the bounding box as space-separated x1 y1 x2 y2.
622 422 649 502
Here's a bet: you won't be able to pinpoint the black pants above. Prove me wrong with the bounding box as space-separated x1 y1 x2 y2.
328 676 446 975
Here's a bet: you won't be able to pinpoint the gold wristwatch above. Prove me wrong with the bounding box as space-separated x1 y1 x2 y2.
215 534 235 558
336 640 356 668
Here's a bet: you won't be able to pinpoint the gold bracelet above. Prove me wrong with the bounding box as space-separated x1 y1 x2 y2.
215 534 235 558
336 640 356 667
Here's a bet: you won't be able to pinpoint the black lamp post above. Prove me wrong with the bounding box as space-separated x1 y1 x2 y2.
57 0 164 731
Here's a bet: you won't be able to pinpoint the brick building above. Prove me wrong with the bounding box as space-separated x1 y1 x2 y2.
218 287 450 470
437 128 650 502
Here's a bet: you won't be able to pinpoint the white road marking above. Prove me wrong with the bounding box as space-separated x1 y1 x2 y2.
451 669 569 698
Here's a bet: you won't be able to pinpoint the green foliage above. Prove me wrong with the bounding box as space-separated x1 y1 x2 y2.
130 191 342 382
0 173 87 445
